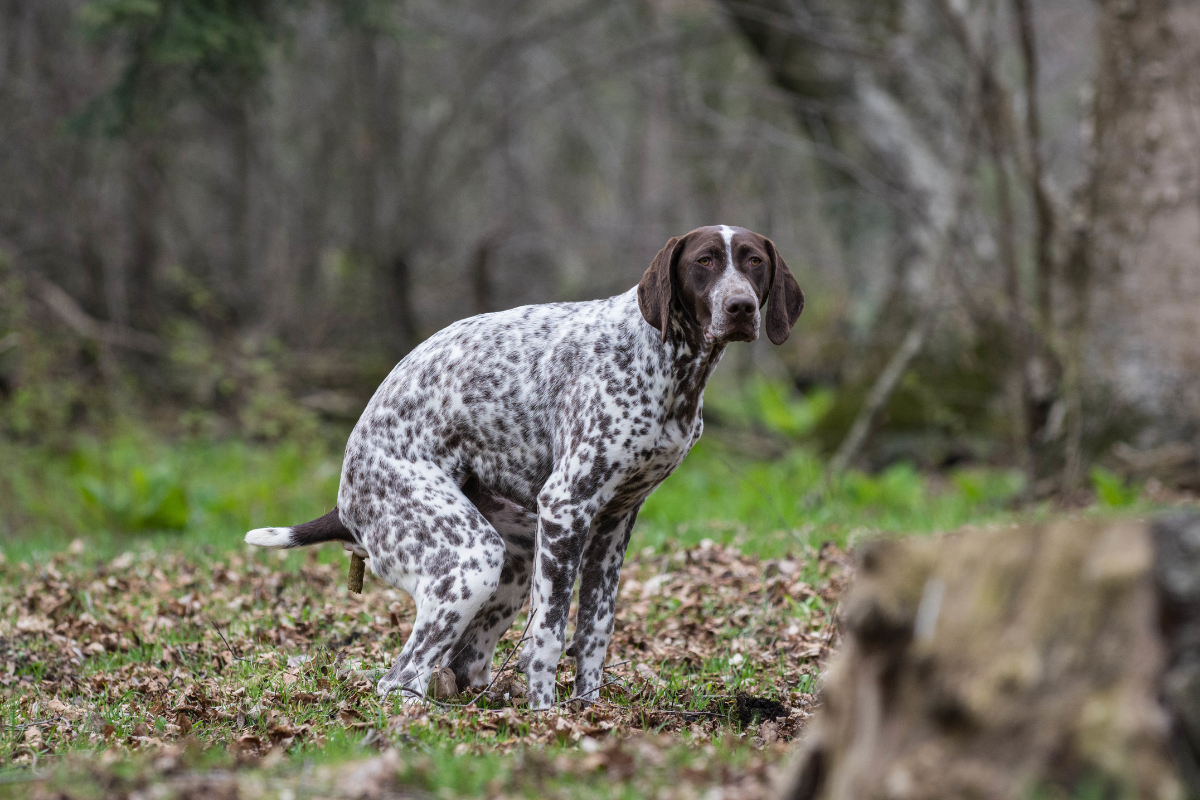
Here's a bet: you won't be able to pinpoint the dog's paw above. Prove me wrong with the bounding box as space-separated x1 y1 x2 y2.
525 685 557 711
376 675 425 706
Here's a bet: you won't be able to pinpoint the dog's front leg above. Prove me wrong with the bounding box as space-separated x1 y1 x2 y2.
566 507 638 705
520 487 593 711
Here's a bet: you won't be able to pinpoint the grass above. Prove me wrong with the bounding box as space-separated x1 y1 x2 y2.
638 439 1026 556
0 379 1176 798
0 428 343 563
0 532 841 798
2 418 1030 565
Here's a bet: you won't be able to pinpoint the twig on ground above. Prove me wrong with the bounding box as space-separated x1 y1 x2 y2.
581 697 727 721
554 678 624 708
4 716 63 731
209 619 253 664
394 686 473 711
468 628 535 705
389 636 627 714
461 631 532 707
649 708 727 719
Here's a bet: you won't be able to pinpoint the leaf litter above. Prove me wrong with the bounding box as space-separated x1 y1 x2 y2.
0 537 850 797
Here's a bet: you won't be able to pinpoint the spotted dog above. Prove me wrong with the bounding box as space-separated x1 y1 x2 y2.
245 226 804 709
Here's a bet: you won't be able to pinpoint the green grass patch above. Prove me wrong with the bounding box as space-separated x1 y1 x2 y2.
2 415 1036 565
0 426 344 563
637 440 1027 557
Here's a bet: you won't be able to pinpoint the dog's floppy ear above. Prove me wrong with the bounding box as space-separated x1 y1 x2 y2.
638 235 684 340
764 238 804 345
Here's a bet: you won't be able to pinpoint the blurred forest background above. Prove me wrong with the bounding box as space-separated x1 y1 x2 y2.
3 0 1199 552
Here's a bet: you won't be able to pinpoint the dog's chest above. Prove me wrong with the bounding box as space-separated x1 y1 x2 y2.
645 417 699 476
603 399 702 512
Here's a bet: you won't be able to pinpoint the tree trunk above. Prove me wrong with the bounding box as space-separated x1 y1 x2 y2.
229 97 255 323
350 27 380 272
1087 0 1200 436
471 228 504 316
126 134 161 330
349 20 418 356
390 253 418 352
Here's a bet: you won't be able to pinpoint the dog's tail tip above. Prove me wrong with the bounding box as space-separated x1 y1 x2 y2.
244 509 352 550
245 527 294 548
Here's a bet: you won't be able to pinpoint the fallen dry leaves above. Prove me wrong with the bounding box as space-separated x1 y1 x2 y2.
0 537 850 797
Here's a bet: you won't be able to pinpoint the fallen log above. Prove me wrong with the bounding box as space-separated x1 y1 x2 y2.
780 514 1200 800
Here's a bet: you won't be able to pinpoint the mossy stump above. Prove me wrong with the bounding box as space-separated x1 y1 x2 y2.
781 515 1200 800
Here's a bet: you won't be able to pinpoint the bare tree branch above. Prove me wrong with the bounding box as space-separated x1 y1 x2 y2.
828 321 926 475
1011 0 1055 333
37 279 165 355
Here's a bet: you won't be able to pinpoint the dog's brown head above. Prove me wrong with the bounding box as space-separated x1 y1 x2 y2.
637 225 804 346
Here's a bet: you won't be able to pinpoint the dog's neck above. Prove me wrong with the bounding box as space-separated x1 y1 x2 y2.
659 304 727 425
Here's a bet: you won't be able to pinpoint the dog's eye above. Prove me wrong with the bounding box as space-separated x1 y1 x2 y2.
749 257 762 266
698 257 712 266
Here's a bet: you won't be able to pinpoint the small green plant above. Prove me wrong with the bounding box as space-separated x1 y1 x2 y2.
705 377 833 439
842 463 924 512
748 380 834 439
1088 467 1140 507
76 465 189 531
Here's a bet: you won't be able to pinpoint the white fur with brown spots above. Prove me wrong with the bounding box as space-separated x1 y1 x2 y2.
244 226 804 709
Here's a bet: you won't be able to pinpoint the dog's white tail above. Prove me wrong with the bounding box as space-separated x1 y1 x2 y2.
244 527 294 548
244 508 357 550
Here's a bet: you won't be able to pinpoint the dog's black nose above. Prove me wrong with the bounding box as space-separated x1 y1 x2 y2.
724 295 757 318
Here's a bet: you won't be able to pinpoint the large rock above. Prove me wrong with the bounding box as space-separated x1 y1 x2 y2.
781 515 1200 800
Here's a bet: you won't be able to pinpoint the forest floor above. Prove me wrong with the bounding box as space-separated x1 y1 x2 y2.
0 536 850 799
0 425 1187 799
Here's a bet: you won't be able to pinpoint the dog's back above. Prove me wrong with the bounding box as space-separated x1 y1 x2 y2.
340 288 659 513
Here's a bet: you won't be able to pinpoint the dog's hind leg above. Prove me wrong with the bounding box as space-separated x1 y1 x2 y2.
444 543 533 691
445 484 537 690
346 464 505 703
